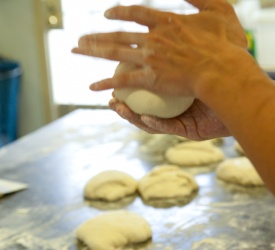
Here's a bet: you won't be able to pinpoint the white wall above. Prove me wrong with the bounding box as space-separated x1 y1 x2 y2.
0 0 46 137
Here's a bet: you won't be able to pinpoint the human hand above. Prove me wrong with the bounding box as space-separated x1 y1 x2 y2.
109 62 230 140
110 94 230 140
72 0 247 97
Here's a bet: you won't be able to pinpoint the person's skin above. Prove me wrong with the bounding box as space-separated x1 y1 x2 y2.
109 63 230 140
72 0 248 141
71 0 275 195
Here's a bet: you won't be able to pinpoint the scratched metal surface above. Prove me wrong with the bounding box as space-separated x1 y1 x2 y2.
0 109 275 250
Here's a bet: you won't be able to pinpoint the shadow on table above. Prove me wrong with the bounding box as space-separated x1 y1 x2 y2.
84 194 138 210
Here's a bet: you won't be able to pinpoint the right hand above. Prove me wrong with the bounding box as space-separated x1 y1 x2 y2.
73 0 247 97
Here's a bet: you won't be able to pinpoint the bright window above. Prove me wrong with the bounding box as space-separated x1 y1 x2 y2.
47 0 197 106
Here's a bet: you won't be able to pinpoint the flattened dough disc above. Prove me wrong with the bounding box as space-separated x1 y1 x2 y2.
216 157 264 186
138 165 198 200
84 170 138 201
76 211 152 250
165 141 224 166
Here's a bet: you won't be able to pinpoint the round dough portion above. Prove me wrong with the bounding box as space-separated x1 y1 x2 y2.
216 157 264 186
114 63 194 118
84 170 138 201
76 211 152 250
165 141 224 166
138 165 198 200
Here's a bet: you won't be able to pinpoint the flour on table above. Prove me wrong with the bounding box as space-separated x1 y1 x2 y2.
216 157 264 186
114 62 194 118
76 211 152 250
84 170 138 201
165 141 224 166
138 165 198 200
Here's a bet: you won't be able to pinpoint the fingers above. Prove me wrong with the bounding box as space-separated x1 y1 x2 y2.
90 68 156 91
78 32 147 47
72 44 150 64
109 97 120 111
109 98 162 134
184 0 233 13
141 115 183 135
104 5 175 28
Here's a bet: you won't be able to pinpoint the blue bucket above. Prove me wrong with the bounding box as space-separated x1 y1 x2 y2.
0 59 21 147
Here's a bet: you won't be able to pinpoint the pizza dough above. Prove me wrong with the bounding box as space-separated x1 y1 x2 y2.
235 141 245 155
165 141 224 166
84 170 138 201
76 211 152 250
138 165 198 200
216 157 264 186
114 62 194 118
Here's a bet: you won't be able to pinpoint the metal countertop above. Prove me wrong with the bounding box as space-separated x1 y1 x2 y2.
0 109 274 250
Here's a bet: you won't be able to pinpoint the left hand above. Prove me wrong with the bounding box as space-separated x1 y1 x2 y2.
110 92 230 140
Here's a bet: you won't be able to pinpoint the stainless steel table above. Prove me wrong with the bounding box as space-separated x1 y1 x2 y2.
0 109 274 250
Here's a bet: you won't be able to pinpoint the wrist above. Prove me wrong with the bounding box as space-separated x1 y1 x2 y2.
194 44 275 133
194 45 272 105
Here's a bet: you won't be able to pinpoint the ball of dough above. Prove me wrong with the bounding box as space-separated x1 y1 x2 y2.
84 170 138 201
165 141 224 166
114 62 194 118
235 141 245 155
138 165 198 200
216 157 264 186
76 211 152 250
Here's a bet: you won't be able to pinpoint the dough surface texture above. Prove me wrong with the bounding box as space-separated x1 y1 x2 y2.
114 63 194 118
138 165 198 200
76 211 152 250
216 157 264 186
84 170 138 201
165 141 224 166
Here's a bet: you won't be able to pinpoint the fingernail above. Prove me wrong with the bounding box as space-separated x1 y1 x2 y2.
90 83 99 90
104 9 114 19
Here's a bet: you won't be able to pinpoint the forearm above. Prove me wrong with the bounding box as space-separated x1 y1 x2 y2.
196 46 275 194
